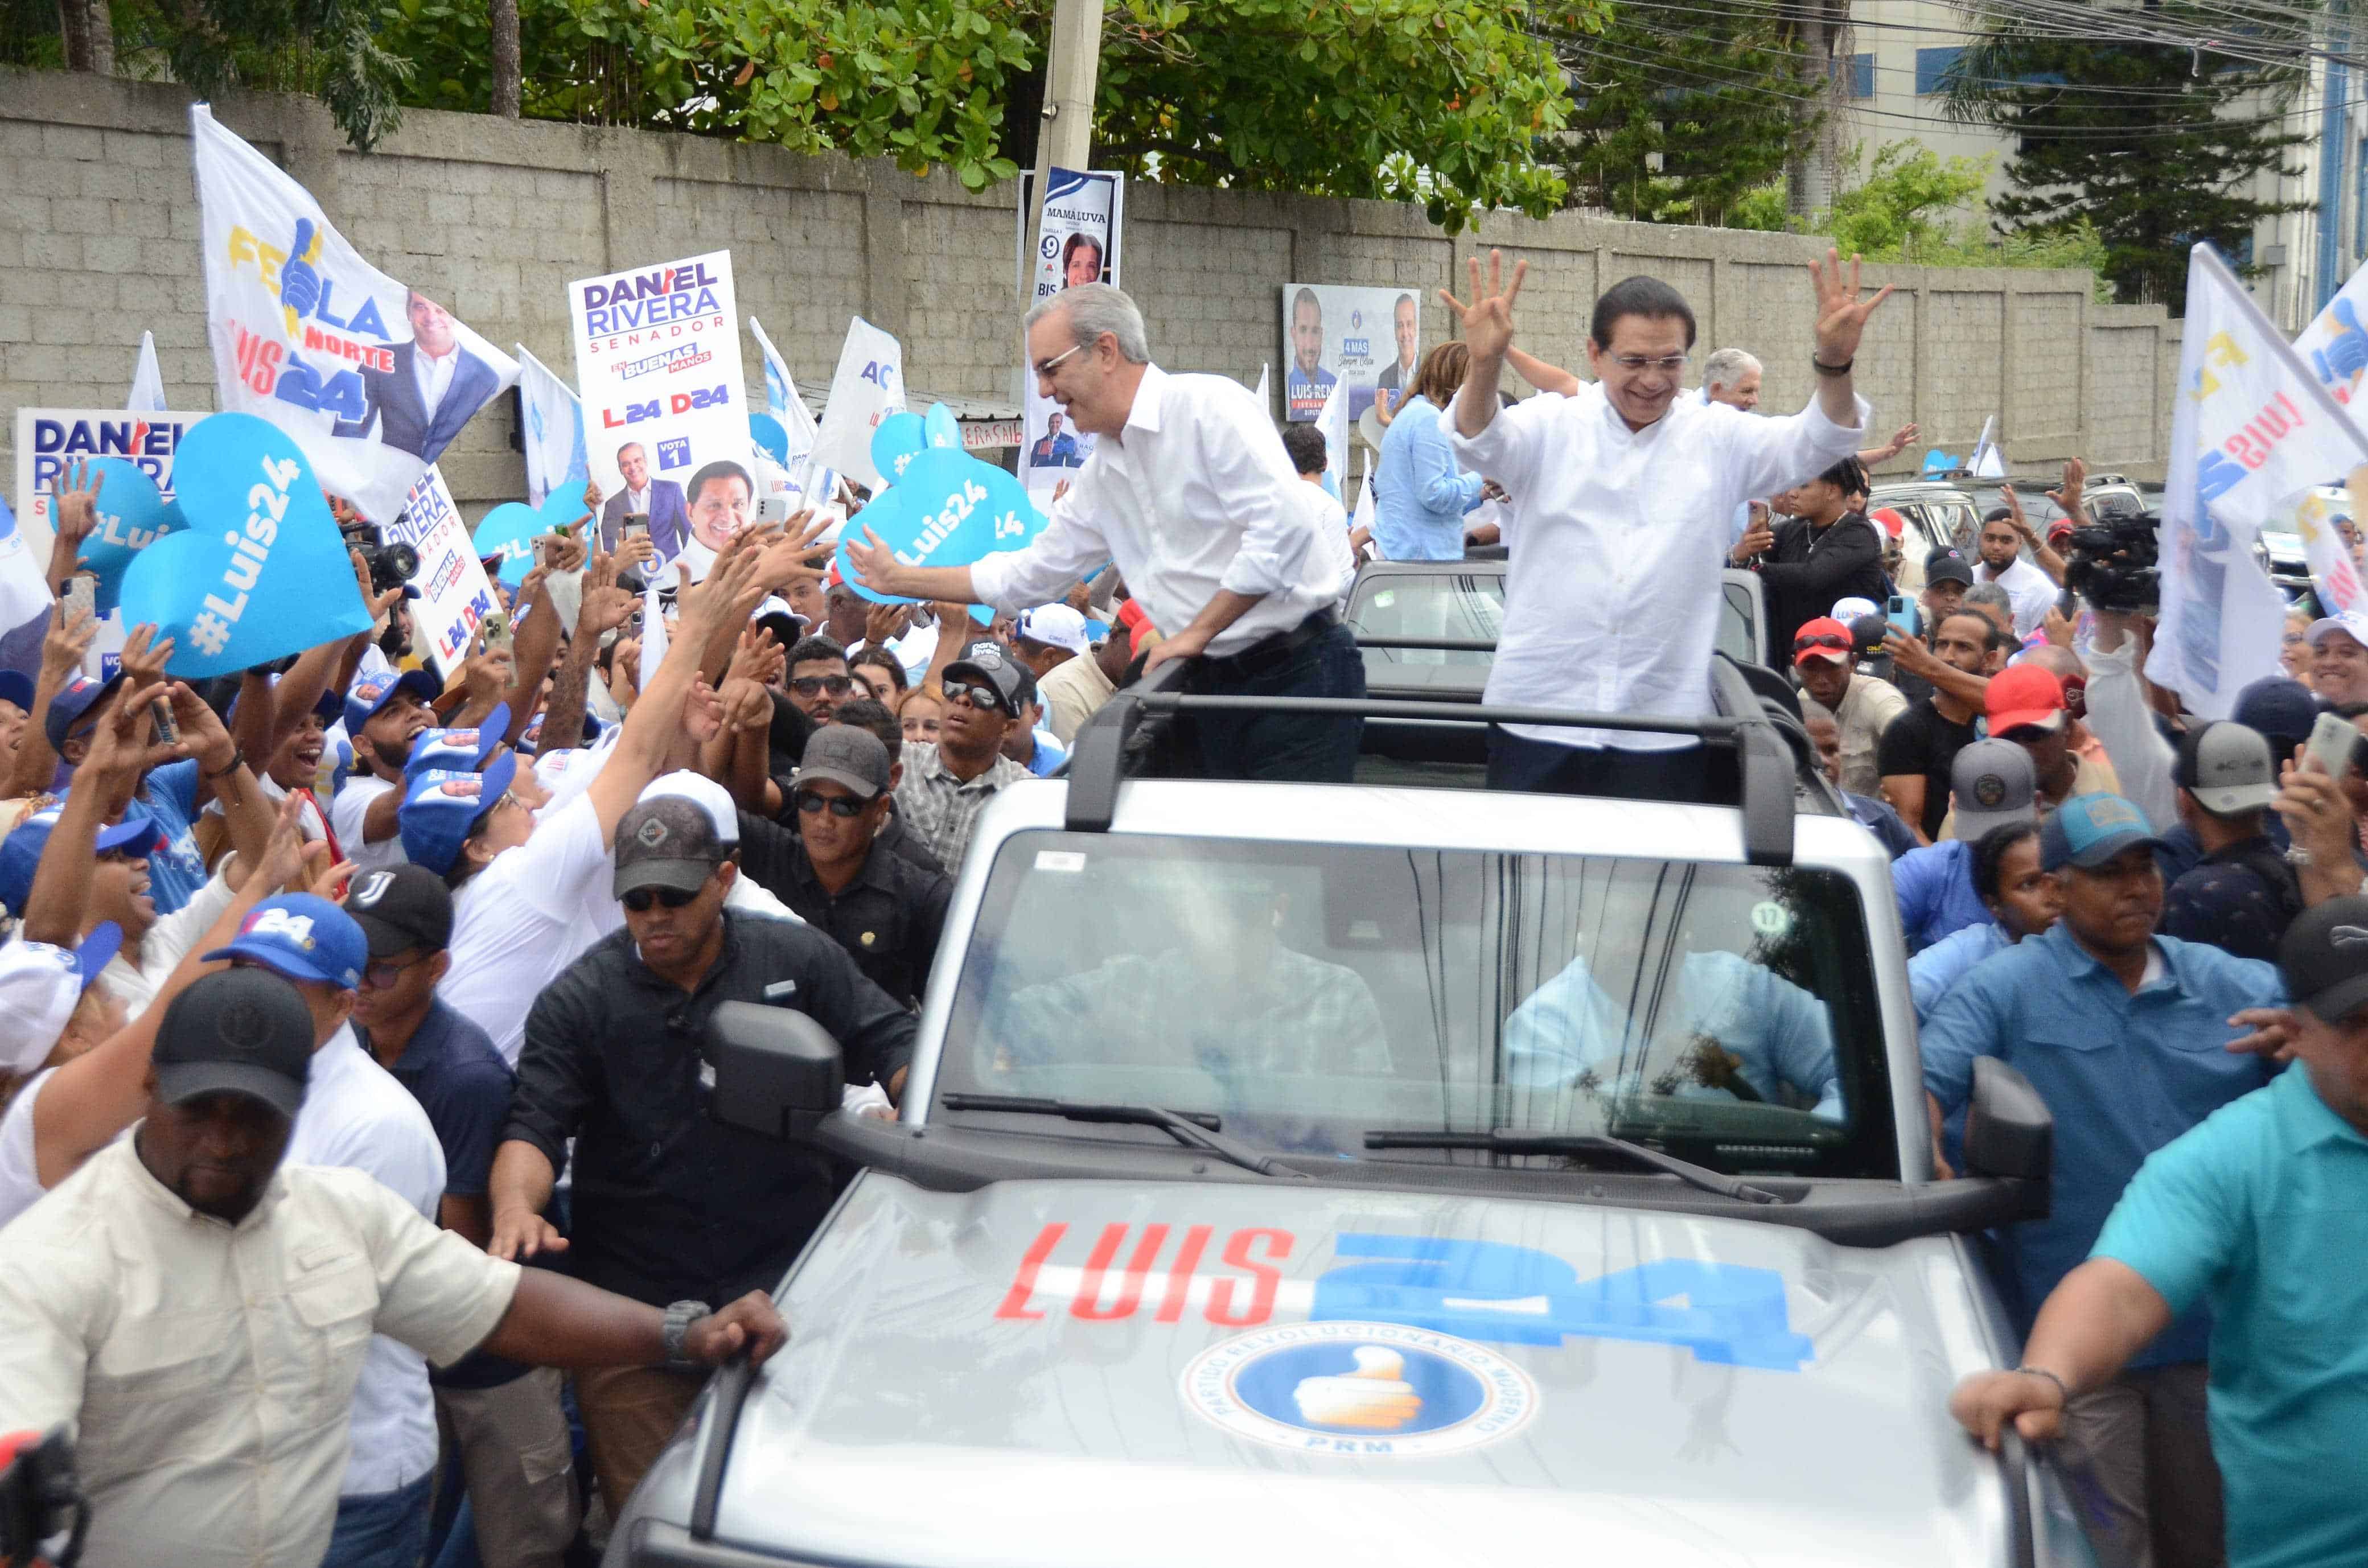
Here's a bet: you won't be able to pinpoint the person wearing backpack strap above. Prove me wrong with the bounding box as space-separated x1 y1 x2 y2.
2162 722 2304 963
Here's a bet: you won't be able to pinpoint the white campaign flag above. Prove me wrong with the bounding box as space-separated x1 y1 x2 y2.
1254 363 1271 414
190 105 518 524
808 316 905 491
1313 372 1347 502
749 315 832 503
126 332 167 413
2149 244 2359 715
515 345 587 509
1351 467 1376 541
1967 415 2005 479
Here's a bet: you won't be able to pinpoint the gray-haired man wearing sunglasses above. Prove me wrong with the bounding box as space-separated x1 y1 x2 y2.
489 793 918 1511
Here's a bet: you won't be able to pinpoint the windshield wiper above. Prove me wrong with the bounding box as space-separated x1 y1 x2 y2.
942 1093 1309 1179
1363 1130 1781 1204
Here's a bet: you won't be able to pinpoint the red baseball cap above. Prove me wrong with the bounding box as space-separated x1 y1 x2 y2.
1987 664 2067 735
1791 617 1855 668
1868 507 1906 541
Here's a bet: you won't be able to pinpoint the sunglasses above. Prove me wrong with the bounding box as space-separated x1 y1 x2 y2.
362 953 432 990
1793 632 1851 653
790 675 853 698
620 884 702 912
795 789 866 818
943 680 1008 716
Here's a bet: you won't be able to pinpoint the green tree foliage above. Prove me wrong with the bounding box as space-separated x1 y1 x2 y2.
1939 11 2311 314
1541 6 1811 227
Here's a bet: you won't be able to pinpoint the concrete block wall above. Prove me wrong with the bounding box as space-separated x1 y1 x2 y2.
2 68 2181 517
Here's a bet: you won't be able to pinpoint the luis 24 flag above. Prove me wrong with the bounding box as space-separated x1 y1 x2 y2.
2149 243 2366 716
190 105 519 525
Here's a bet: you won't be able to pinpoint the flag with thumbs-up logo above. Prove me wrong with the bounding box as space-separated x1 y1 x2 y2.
191 105 519 527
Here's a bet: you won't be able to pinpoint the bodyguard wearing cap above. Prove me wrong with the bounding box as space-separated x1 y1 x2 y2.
2160 722 2304 963
1793 615 1906 799
1952 896 2368 1568
1922 792 2290 1566
341 863 581 1568
738 726 952 1005
896 643 1033 872
490 795 917 1511
0 966 787 1568
1891 739 2040 952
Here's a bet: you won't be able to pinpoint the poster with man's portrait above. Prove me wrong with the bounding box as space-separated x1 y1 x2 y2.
1020 168 1125 507
1280 284 1420 424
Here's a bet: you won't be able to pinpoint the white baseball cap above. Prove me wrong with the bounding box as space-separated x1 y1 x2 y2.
1014 604 1090 656
638 769 739 845
1830 596 1881 623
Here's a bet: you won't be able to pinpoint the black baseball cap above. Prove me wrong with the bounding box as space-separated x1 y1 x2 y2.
2232 677 2317 758
612 796 730 899
1925 548 1975 588
340 863 455 957
943 644 1025 716
2279 896 2368 1023
152 966 316 1120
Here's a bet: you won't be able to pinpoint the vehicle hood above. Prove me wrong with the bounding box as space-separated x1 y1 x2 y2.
710 1176 2009 1567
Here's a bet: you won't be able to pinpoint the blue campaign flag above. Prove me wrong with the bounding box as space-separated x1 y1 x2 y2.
118 413 370 679
834 446 1046 607
1920 448 1962 476
750 413 791 464
76 456 188 615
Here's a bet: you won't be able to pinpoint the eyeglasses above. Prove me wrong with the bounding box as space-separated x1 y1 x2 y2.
794 789 866 819
362 953 432 990
1792 632 1852 653
621 884 702 912
1030 341 1087 380
790 674 853 698
1609 353 1690 373
943 680 1008 716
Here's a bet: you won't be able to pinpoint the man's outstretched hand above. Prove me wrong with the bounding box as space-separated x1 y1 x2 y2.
1810 248 1895 367
1439 249 1528 367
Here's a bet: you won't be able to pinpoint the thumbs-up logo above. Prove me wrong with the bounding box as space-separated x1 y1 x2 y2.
281 217 323 339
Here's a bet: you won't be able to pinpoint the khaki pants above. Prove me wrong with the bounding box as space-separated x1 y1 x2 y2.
435 1367 580 1568
574 1364 705 1516
2058 1363 2225 1568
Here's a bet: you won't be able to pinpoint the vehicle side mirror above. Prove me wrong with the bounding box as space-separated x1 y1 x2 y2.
709 1001 844 1141
1964 1056 2052 1183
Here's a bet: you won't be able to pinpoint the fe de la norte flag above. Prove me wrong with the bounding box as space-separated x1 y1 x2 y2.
191 105 519 525
2150 244 2368 716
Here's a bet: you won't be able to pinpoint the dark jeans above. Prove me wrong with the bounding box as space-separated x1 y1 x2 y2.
1485 726 1733 802
1183 621 1366 782
322 1470 436 1568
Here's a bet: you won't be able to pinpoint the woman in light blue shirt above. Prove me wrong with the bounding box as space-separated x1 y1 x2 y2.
1374 342 1489 561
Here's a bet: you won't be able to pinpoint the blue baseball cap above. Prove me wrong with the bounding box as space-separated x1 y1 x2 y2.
201 893 369 991
344 667 443 739
43 672 126 753
0 671 34 713
401 704 511 781
398 750 521 875
0 806 165 913
2040 793 2164 873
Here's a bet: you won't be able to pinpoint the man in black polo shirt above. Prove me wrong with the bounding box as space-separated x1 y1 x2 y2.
1878 609 1999 843
739 726 952 1007
344 863 578 1567
487 797 916 1515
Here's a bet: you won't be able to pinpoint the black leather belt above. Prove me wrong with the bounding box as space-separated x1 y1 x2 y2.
1195 606 1341 683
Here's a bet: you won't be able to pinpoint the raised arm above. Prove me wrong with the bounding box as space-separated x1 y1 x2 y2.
4 607 97 801
1505 345 1579 398
18 677 187 944
1442 250 1528 441
1807 249 1893 428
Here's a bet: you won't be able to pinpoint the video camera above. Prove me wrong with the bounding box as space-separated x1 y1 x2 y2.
2061 513 2160 614
336 516 420 600
0 1428 86 1568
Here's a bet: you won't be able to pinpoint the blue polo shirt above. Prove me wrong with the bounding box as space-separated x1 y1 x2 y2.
2093 1065 2368 1568
1919 924 2281 1360
1892 838 1990 954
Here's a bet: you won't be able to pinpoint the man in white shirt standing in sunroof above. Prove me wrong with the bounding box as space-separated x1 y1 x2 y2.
1442 248 1893 800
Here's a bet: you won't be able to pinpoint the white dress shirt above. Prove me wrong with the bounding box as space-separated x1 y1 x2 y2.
1981 554 2058 639
969 365 1338 654
1449 383 1868 750
413 343 461 425
0 1139 517 1568
285 1026 449 1497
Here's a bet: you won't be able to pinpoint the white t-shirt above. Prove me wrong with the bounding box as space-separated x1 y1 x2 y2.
437 794 612 1067
1980 554 2058 639
0 1068 54 1229
328 772 406 874
100 870 239 1021
283 1026 447 1498
202 772 328 845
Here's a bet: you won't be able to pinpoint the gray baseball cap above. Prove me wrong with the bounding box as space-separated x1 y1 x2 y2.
612 797 730 899
2177 721 2278 816
799 724 892 800
1949 738 2038 842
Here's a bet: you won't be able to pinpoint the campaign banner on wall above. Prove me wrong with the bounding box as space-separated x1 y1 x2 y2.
388 466 499 678
1280 283 1421 423
13 408 207 562
1018 168 1123 507
570 250 751 578
191 105 519 526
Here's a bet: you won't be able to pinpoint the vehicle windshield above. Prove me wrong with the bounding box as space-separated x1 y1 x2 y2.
938 833 1898 1179
1348 574 1760 669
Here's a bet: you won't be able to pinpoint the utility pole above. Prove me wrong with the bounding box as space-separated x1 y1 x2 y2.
1028 0 1109 241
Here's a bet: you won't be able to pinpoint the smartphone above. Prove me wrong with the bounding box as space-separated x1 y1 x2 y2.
2306 710 2361 778
63 575 94 623
482 610 514 653
150 699 178 746
1885 595 1919 638
623 513 649 541
754 492 794 528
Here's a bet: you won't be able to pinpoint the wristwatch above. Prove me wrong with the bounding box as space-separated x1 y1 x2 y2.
661 1299 711 1368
